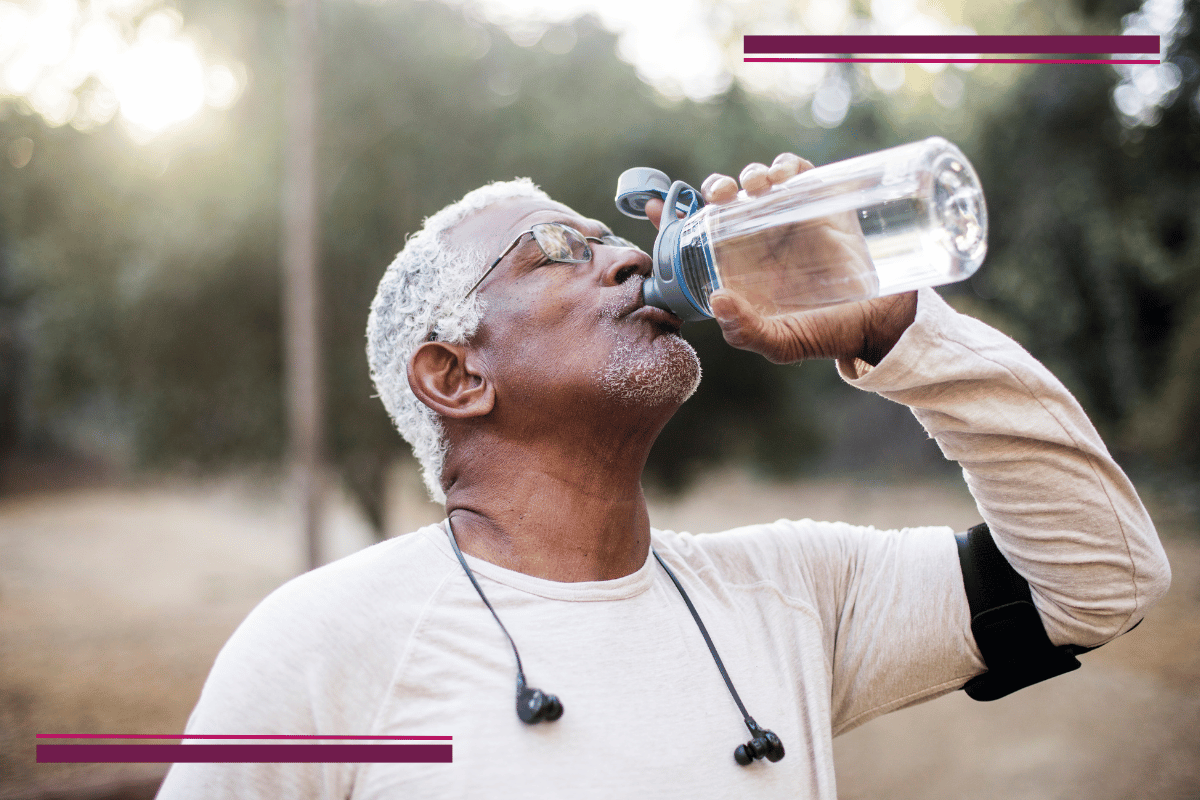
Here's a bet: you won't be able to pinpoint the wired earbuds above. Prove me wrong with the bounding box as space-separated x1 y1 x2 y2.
516 681 563 724
446 524 564 725
735 724 786 766
446 521 785 765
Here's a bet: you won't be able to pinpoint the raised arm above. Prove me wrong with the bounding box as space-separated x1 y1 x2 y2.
661 152 1171 650
840 287 1170 647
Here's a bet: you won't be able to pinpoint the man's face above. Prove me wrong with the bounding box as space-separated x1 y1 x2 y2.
449 197 701 414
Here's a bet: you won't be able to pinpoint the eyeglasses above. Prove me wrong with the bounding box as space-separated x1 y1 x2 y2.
464 222 639 298
426 223 639 342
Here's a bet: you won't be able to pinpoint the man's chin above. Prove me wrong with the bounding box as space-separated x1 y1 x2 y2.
599 333 702 408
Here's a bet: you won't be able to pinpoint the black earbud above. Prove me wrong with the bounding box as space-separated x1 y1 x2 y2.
449 522 782 764
733 728 785 766
517 685 564 724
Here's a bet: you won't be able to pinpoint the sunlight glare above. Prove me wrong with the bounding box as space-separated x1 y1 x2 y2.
469 0 979 125
1112 0 1187 128
205 64 241 109
107 37 206 137
0 0 244 141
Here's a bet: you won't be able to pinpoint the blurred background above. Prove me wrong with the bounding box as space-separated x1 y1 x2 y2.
1 0 1198 797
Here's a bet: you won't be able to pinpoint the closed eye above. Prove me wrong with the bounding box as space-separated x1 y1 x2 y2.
602 234 638 249
587 235 639 250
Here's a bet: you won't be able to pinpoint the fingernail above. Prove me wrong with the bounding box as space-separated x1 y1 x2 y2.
709 176 737 199
740 166 768 189
710 294 735 322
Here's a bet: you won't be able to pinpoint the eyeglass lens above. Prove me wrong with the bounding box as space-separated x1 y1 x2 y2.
530 223 591 263
530 223 638 264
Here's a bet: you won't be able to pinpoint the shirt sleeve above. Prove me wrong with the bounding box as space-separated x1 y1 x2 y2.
837 287 1171 650
154 546 418 800
154 581 355 799
694 288 1172 735
689 515 986 735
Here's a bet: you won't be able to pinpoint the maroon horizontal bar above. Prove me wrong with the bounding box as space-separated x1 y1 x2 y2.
743 35 1160 55
36 734 452 741
36 744 453 764
745 57 1160 65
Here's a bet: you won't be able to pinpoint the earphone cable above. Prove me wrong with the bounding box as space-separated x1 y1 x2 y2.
652 548 760 734
446 519 528 685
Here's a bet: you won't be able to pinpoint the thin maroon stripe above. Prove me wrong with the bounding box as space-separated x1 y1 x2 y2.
744 57 1160 65
743 35 1160 55
37 734 452 740
37 744 453 764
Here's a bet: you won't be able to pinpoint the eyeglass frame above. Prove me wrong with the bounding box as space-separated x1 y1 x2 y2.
426 222 638 341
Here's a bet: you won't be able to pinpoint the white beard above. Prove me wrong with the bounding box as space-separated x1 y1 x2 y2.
599 333 702 407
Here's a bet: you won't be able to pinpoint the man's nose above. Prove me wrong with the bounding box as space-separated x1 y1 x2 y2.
599 243 652 286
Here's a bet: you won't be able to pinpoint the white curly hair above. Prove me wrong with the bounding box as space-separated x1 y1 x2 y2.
366 178 552 503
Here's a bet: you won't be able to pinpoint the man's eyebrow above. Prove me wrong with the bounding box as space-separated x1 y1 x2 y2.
578 221 617 238
543 217 611 238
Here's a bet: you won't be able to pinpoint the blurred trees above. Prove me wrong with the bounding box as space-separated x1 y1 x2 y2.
0 0 888 527
960 0 1200 474
1 0 1196 532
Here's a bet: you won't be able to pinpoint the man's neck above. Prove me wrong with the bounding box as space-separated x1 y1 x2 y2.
443 433 657 582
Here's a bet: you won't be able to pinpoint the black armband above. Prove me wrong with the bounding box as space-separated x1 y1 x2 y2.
955 523 1096 701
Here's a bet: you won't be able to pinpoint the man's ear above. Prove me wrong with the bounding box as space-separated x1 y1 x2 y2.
407 341 495 419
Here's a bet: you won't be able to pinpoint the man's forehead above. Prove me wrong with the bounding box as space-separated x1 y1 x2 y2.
449 197 609 253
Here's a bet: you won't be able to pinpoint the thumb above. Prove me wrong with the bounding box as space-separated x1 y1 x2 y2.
709 288 768 351
644 198 665 231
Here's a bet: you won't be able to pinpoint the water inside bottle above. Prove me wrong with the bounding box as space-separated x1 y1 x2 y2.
706 153 986 315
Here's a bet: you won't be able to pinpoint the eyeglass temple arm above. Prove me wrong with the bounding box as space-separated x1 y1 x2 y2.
463 232 529 298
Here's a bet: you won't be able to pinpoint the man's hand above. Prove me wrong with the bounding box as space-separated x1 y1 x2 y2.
646 153 917 366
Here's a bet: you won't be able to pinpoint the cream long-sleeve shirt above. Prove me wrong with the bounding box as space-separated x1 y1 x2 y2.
157 289 1170 799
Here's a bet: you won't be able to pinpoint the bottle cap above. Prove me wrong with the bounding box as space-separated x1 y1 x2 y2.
615 167 672 219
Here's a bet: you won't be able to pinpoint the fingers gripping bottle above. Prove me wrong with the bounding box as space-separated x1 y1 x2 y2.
614 137 988 321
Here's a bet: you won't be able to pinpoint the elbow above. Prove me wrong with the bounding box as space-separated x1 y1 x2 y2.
1084 512 1173 644
1108 551 1171 645
1137 546 1172 620
1040 541 1172 649
1122 528 1173 636
1111 492 1174 637
1101 551 1171 646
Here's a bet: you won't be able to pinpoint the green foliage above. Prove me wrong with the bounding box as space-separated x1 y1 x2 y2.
962 3 1200 472
0 0 880 523
7 0 1195 530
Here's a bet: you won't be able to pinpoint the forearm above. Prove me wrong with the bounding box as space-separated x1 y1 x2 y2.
838 288 1171 647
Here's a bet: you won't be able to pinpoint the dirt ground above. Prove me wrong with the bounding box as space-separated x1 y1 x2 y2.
1 468 1197 799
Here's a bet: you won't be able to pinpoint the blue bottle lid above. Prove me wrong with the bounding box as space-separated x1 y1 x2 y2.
614 167 672 219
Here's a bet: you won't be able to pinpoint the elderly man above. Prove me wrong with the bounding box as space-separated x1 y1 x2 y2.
158 154 1170 799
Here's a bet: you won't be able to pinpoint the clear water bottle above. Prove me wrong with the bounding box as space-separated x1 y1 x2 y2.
615 137 987 321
